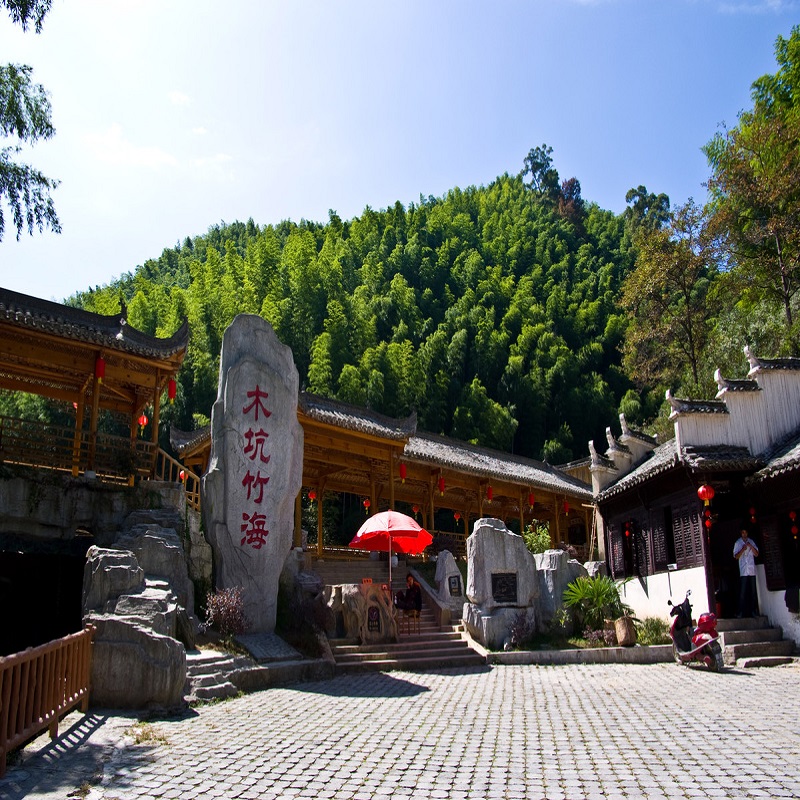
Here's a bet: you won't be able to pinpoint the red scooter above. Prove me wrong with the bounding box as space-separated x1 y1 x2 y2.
668 589 724 671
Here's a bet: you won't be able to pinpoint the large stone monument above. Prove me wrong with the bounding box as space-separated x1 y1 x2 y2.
434 549 465 619
463 518 589 650
203 315 304 632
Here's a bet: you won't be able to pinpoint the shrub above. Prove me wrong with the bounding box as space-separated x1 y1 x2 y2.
509 611 536 649
523 522 552 554
204 587 248 639
563 575 632 631
636 616 671 645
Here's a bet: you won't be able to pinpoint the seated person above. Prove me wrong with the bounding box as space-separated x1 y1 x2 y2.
395 573 422 613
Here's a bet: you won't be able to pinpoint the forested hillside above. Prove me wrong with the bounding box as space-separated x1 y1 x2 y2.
70 164 637 465
20 24 798 467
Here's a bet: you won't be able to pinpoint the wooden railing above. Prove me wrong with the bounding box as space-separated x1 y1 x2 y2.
0 415 202 511
0 625 95 777
155 449 201 512
0 415 155 484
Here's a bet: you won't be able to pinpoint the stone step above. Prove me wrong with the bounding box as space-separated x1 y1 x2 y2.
191 681 240 701
724 640 795 661
736 655 797 669
334 643 474 664
716 616 770 632
720 628 784 646
331 636 469 657
330 631 465 655
335 651 486 673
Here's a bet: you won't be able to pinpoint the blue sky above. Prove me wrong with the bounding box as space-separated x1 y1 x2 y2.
1 0 798 302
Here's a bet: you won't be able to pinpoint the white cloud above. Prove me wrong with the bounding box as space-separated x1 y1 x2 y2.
83 124 178 168
169 90 191 106
717 0 798 11
192 126 208 136
193 152 235 181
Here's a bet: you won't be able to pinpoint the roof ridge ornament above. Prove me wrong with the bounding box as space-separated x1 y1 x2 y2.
744 344 759 371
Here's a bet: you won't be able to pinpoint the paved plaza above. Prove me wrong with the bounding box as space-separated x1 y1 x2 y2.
2 662 799 800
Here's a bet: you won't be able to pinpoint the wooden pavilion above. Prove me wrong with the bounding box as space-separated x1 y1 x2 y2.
0 287 188 482
173 391 595 557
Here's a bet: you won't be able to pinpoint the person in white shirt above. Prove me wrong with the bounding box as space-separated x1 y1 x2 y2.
733 528 759 618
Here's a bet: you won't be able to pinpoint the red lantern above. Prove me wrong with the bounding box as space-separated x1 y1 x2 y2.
487 485 493 502
179 469 185 483
308 489 317 502
563 500 570 516
168 378 177 404
528 492 535 508
95 355 106 384
399 463 407 483
454 511 461 522
704 518 713 529
697 484 715 506
438 475 445 496
363 498 371 514
412 504 420 516
624 522 631 538
792 525 798 538
138 412 148 433
790 511 797 522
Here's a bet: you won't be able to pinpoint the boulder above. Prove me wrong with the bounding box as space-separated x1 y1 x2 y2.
202 315 304 633
534 549 588 627
463 604 537 652
82 547 144 613
86 614 186 710
466 518 539 609
434 550 465 618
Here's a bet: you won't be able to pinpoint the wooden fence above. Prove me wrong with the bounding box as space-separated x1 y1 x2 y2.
0 414 201 510
0 625 95 777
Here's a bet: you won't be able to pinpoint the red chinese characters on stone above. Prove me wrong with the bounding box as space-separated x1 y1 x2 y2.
243 428 271 464
241 511 269 549
242 385 272 422
239 384 273 549
242 470 270 503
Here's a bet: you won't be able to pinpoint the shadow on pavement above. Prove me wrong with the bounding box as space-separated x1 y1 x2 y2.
289 671 431 698
0 712 130 800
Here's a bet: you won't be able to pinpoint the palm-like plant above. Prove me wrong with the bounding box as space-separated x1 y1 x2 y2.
562 575 632 631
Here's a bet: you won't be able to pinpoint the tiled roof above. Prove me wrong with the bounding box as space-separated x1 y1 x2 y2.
404 432 592 500
745 346 800 373
0 287 189 357
597 439 761 501
746 425 800 484
170 424 210 456
298 392 417 440
619 415 658 447
716 378 759 392
667 395 728 416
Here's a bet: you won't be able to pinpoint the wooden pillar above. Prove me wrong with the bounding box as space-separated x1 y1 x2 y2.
88 374 101 471
150 375 161 477
293 491 302 549
519 489 525 537
429 474 437 534
72 398 85 477
389 449 395 511
316 480 325 557
478 479 484 518
553 493 561 543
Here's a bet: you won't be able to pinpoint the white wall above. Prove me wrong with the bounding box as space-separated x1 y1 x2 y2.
616 567 710 622
755 565 800 648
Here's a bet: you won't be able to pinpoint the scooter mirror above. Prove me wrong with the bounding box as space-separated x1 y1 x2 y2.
667 600 673 606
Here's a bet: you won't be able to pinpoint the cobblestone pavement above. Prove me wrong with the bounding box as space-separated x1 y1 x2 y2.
3 662 799 800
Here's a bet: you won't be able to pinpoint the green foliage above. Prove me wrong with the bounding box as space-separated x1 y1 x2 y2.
68 149 638 460
636 616 671 646
0 3 59 241
522 521 552 554
562 575 632 632
705 25 800 355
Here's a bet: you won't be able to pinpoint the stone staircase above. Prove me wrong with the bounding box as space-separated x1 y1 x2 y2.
717 617 796 667
184 649 254 703
312 557 484 672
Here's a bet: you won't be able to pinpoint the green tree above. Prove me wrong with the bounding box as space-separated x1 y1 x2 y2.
620 200 716 391
0 1 59 241
705 25 800 353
